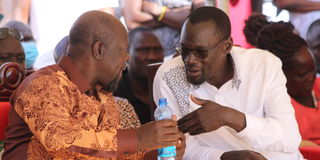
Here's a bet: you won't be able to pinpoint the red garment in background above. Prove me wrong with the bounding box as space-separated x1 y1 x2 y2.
292 78 320 145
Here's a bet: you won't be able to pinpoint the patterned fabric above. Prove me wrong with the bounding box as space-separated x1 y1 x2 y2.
3 56 144 160
162 54 241 116
163 66 193 116
115 97 142 129
15 71 120 159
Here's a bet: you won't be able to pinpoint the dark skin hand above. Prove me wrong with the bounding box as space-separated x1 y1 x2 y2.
176 131 186 160
171 115 186 160
178 95 246 135
221 150 267 160
136 119 180 150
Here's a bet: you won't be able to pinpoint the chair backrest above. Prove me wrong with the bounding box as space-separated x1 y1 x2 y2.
0 62 32 141
146 62 162 121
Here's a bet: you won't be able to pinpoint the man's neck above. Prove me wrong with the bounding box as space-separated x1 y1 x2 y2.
208 54 234 89
68 55 97 89
294 92 316 108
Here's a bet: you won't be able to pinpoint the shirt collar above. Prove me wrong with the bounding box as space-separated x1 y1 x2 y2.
58 56 92 94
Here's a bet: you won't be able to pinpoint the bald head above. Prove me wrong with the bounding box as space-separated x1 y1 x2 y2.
68 11 126 55
65 11 129 92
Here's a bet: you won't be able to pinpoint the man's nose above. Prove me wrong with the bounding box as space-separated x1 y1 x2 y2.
147 50 163 62
185 52 199 64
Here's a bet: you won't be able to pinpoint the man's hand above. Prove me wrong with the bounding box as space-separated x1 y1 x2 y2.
136 119 180 150
221 150 267 160
177 95 246 135
176 132 186 160
142 1 163 16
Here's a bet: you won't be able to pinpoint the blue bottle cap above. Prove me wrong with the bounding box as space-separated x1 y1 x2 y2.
159 98 167 106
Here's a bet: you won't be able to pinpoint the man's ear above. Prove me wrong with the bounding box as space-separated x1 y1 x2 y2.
92 40 104 60
223 37 233 54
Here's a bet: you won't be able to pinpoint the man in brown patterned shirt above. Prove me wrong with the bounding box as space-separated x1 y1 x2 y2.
2 11 182 160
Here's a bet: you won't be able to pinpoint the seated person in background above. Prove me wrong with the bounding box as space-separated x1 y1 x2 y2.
243 13 296 48
5 20 38 70
153 7 302 160
243 13 270 47
53 35 69 63
307 19 320 74
114 26 164 124
255 22 320 147
0 27 25 69
3 11 184 160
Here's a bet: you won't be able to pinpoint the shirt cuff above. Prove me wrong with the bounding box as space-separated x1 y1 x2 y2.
117 129 138 155
237 114 261 143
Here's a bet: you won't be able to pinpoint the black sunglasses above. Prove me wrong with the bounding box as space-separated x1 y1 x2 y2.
176 37 227 59
0 28 23 41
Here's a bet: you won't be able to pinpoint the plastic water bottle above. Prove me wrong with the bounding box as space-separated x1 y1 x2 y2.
154 98 177 160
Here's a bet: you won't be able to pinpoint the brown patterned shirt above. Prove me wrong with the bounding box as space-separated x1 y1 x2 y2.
2 56 147 160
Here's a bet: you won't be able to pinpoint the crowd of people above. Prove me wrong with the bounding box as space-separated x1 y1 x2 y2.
0 0 320 160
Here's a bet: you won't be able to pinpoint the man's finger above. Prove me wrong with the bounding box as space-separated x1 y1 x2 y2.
189 127 205 135
178 118 198 133
157 119 177 127
190 95 208 106
171 114 177 121
177 112 195 125
179 132 186 141
182 123 202 134
160 126 179 134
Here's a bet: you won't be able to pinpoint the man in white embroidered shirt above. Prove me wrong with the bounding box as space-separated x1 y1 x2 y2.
153 7 303 160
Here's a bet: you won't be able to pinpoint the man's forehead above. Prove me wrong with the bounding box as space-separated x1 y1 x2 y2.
133 32 161 47
181 22 222 45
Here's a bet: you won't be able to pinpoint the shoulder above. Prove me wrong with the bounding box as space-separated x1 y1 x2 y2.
231 46 282 73
11 65 68 104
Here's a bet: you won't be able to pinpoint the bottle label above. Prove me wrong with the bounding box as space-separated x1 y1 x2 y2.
158 146 177 157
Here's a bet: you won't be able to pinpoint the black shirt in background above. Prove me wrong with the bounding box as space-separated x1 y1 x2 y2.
114 71 152 124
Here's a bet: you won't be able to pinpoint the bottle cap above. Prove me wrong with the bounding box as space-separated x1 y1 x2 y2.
159 98 167 106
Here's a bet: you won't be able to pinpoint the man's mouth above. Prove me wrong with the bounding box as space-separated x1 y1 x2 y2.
187 69 201 77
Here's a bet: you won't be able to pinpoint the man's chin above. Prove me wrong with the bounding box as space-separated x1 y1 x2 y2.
187 76 205 85
103 80 120 93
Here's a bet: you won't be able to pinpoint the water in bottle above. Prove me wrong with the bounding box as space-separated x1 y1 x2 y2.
154 98 176 160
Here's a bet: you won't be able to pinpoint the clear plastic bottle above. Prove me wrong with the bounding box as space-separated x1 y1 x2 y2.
154 98 177 160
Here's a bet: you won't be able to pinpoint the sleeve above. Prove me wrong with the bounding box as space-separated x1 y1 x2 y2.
153 66 225 160
183 135 225 160
14 75 138 159
238 57 301 153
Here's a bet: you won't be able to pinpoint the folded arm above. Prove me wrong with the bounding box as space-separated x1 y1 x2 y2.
273 0 320 12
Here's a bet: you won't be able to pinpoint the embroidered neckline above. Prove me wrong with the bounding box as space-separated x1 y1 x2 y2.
229 53 241 90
